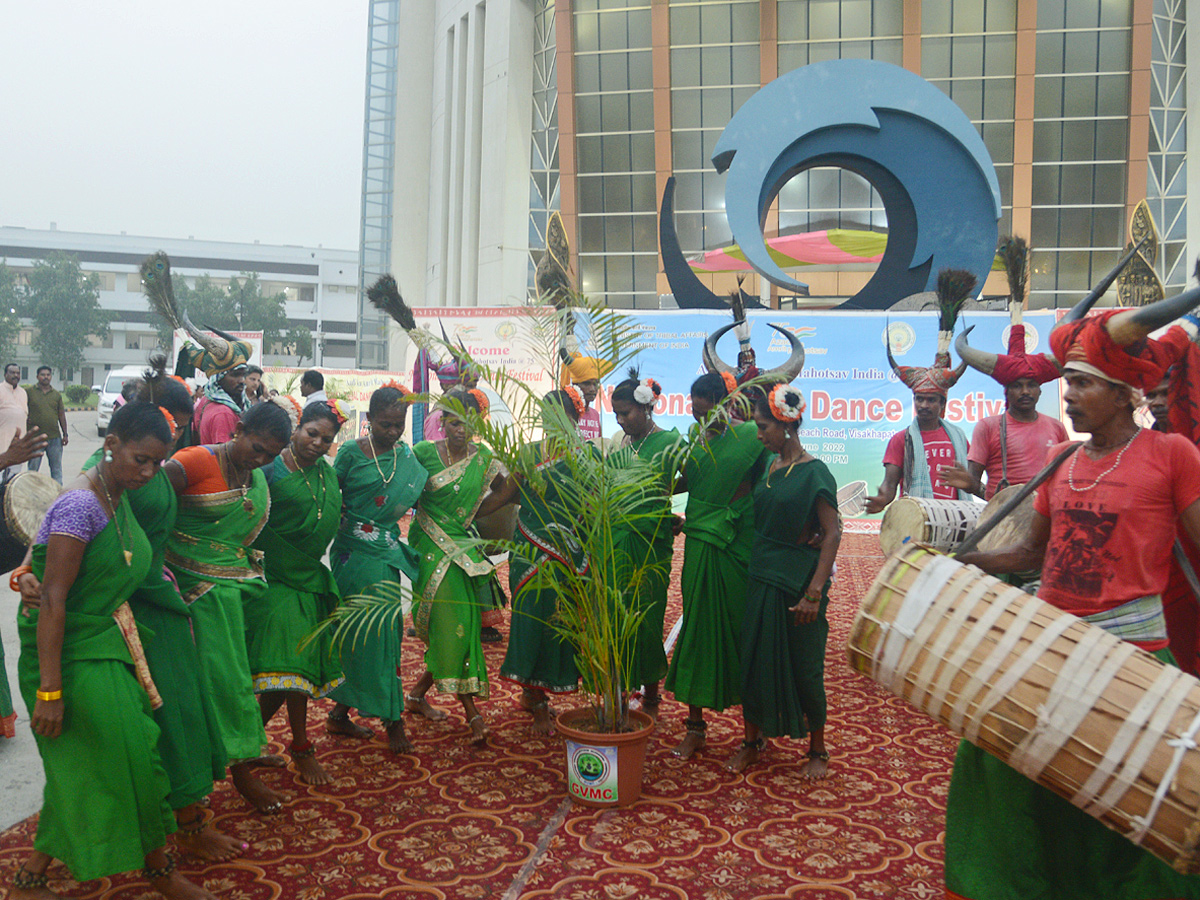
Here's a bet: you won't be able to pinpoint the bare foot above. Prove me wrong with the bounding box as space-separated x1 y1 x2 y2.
406 694 448 721
469 715 489 746
293 753 333 785
530 702 555 736
174 822 245 862
231 765 283 814
151 869 219 900
386 720 415 754
10 874 59 900
800 751 830 780
247 754 286 769
326 714 374 740
723 740 763 774
670 729 706 760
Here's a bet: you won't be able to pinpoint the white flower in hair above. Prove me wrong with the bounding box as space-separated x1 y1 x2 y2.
633 378 658 406
768 383 806 421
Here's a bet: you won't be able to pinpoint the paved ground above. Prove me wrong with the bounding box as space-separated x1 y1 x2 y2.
0 409 104 829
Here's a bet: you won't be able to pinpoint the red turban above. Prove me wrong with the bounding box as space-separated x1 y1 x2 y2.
990 324 1062 386
1049 310 1175 393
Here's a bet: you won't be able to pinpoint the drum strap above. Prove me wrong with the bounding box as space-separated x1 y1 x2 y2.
998 414 1010 491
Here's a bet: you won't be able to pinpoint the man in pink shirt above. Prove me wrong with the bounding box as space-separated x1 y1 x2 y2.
946 324 1068 499
560 353 613 442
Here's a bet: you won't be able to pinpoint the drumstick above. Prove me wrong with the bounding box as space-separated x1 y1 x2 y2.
953 442 1082 557
1172 540 1200 609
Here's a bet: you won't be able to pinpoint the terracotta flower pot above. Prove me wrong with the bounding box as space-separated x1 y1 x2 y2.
556 707 654 808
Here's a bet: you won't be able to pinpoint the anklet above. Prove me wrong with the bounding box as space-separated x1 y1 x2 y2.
178 813 207 835
684 718 707 734
289 739 316 759
143 854 177 881
12 867 49 889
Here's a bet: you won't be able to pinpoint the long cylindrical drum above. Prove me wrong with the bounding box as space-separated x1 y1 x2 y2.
969 483 1040 579
848 545 1200 873
878 497 982 558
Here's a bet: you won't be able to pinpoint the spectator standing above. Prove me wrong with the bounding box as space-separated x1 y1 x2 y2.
0 364 29 480
25 366 68 483
300 370 327 406
244 365 266 407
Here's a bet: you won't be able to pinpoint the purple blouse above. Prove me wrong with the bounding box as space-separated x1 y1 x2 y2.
35 490 110 544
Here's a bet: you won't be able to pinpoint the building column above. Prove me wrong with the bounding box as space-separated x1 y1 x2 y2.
554 0 580 279
902 0 921 75
1010 0 1037 244
652 0 674 297
1125 0 1154 228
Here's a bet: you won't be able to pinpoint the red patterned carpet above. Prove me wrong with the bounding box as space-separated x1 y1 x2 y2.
0 534 958 899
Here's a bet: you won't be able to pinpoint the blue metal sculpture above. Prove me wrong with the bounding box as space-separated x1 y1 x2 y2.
712 58 1002 309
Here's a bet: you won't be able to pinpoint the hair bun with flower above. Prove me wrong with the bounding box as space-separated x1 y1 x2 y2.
767 383 806 422
562 384 586 418
157 406 177 441
632 377 661 406
269 394 303 429
719 371 738 395
326 399 350 428
467 388 490 418
382 379 410 395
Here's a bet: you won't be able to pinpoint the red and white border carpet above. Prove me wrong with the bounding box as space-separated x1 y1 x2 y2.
0 535 957 899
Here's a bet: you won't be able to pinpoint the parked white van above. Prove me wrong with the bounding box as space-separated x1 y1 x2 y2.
93 366 147 436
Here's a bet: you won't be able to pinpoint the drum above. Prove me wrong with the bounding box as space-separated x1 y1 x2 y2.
837 480 868 517
970 482 1040 580
878 497 982 558
848 545 1200 873
0 471 62 574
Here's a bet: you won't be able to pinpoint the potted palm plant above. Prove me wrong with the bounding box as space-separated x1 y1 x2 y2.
313 296 689 807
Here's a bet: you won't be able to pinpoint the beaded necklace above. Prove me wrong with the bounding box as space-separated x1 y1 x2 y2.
1067 428 1141 493
220 444 255 512
285 448 327 521
95 465 133 566
367 437 399 484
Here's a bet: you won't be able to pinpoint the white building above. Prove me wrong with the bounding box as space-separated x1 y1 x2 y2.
0 226 360 386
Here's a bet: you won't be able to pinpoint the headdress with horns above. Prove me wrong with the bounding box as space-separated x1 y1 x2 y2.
141 252 254 377
1048 251 1200 393
702 288 805 385
886 269 976 397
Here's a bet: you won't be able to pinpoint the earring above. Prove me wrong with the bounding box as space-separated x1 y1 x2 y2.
104 449 113 462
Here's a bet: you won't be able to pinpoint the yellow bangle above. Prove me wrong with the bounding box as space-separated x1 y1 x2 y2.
36 689 62 702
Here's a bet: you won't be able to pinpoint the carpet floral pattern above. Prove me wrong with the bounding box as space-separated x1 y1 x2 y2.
0 535 959 898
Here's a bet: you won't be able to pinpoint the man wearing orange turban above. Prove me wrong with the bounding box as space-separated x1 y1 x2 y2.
560 353 612 441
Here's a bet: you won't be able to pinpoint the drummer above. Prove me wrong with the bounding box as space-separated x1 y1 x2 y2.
952 290 1200 900
944 328 1067 499
865 271 975 514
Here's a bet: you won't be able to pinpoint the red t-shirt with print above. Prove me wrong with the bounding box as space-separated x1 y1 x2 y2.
883 426 959 500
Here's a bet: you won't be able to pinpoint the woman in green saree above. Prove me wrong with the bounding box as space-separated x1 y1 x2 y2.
246 400 345 785
11 402 218 900
725 385 841 778
163 401 292 814
665 373 768 759
609 370 681 714
500 388 589 734
326 384 441 755
410 388 517 744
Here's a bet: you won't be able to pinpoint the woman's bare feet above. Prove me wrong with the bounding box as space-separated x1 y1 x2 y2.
174 808 245 862
150 868 219 900
247 754 286 769
670 720 707 760
10 855 58 899
326 712 374 740
723 738 764 774
231 763 283 814
520 689 556 735
385 720 415 754
800 748 830 780
290 744 333 785
468 715 489 746
405 694 448 722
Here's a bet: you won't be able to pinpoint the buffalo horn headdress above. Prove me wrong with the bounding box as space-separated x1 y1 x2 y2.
886 268 975 396
702 322 805 384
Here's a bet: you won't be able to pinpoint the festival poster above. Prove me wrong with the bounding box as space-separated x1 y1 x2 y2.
590 309 1062 531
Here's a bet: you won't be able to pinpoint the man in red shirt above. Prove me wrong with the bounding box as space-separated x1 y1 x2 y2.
944 324 1068 499
950 289 1200 900
185 328 254 445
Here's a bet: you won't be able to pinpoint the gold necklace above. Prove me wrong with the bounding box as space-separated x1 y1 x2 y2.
765 449 805 489
221 444 255 512
287 448 327 520
95 465 133 566
368 438 399 484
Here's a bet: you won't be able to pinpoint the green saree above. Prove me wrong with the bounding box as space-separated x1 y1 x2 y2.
410 441 501 699
0 634 14 738
246 455 344 697
500 442 586 693
83 450 227 809
165 464 271 762
328 440 427 720
740 457 837 739
20 492 176 881
610 428 681 689
665 422 766 710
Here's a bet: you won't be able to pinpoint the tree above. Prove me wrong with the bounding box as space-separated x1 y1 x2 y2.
0 262 25 364
23 253 110 382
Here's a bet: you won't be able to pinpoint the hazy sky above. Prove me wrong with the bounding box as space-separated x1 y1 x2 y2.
1 1 367 250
